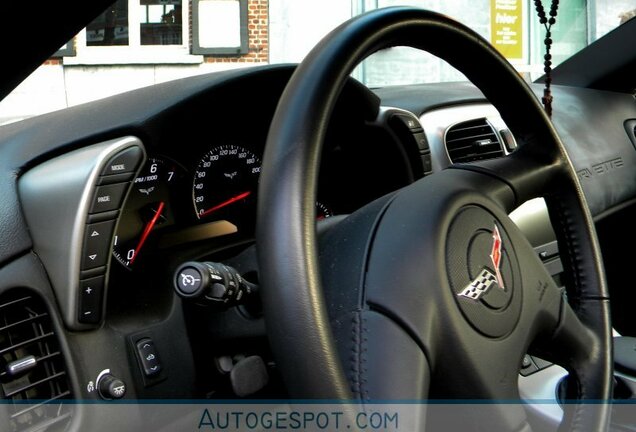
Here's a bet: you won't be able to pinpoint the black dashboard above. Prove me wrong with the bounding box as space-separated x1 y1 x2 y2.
100 68 419 336
1 62 636 431
1 65 429 415
108 78 414 274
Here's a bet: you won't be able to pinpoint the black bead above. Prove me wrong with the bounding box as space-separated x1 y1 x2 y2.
545 38 553 45
540 17 547 24
544 66 551 73
545 77 552 85
544 53 552 60
550 9 557 16
545 60 552 67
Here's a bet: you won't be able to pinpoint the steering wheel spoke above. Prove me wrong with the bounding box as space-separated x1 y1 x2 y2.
456 145 566 214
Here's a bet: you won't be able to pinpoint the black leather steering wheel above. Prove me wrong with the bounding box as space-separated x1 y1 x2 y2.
257 7 612 431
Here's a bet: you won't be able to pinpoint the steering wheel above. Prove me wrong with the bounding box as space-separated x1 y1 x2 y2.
257 7 612 431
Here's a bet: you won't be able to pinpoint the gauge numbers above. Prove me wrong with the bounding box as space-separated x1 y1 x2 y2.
193 145 261 220
112 156 177 269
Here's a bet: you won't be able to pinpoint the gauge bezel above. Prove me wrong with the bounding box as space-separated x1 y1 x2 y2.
112 155 181 269
192 144 262 221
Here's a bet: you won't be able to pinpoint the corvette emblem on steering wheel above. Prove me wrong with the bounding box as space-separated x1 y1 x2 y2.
446 207 521 338
457 267 499 301
457 224 506 301
490 225 504 289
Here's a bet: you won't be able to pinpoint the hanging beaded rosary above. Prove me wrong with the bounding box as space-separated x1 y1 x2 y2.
534 0 559 117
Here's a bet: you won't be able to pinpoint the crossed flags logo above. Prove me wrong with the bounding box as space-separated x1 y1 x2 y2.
457 268 499 300
457 225 505 301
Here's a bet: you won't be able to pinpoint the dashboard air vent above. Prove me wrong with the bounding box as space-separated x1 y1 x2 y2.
445 118 504 163
0 290 72 432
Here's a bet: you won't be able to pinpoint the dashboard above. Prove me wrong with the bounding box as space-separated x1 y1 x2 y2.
93 84 418 326
2 63 636 432
110 111 414 274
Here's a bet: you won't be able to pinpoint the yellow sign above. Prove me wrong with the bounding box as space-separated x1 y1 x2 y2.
491 0 523 60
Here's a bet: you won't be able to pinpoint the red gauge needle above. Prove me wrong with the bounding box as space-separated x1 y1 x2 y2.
130 201 165 265
199 191 251 218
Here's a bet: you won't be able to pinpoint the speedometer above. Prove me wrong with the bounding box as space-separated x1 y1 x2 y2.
193 145 261 220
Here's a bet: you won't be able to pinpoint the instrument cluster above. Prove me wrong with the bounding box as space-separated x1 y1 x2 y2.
112 143 337 271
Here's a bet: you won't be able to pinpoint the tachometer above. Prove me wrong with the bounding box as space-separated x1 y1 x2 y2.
193 145 261 220
112 156 178 268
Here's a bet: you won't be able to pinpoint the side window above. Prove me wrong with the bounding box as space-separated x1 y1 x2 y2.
140 0 183 45
86 0 186 47
69 0 191 64
57 0 261 65
87 0 130 46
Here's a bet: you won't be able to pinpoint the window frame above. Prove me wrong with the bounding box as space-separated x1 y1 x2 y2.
191 0 249 55
53 42 76 58
64 0 203 65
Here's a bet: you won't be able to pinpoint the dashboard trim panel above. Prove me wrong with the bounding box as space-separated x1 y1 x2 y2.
19 136 146 330
418 103 515 171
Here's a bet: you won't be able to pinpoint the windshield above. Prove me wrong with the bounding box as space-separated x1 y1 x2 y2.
0 0 634 125
354 0 636 87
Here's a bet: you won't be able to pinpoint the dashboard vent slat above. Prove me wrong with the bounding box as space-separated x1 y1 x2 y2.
445 118 504 163
0 312 49 333
4 371 67 398
0 332 55 356
0 290 73 432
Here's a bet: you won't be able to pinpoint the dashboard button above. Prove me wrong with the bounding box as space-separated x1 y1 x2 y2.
176 267 204 295
519 354 539 376
531 356 553 371
421 153 433 174
521 354 532 369
81 220 116 270
414 132 429 151
394 114 423 132
78 276 104 324
101 146 143 176
499 129 517 152
136 338 162 376
90 183 128 214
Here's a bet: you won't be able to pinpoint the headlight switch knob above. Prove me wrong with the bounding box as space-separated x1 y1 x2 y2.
97 373 126 400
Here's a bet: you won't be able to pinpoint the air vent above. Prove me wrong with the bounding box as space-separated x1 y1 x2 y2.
445 118 504 163
0 290 72 432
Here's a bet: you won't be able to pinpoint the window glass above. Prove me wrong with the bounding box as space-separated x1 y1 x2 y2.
86 0 129 46
524 0 587 80
140 0 183 45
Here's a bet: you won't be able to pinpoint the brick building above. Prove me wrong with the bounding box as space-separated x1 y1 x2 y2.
0 0 270 124
0 0 633 125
